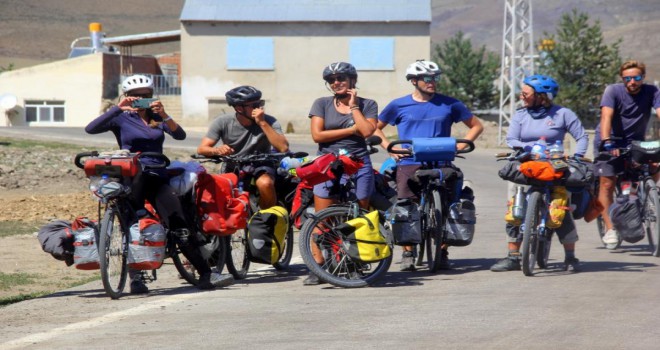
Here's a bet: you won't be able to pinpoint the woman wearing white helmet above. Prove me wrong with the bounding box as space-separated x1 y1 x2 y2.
85 74 234 293
374 60 484 272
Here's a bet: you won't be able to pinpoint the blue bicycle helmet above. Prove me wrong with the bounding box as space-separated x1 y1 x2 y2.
523 74 559 98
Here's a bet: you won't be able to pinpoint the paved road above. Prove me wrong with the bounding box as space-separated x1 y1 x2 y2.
1 127 660 349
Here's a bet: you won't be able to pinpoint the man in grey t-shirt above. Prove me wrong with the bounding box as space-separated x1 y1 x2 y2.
197 86 289 209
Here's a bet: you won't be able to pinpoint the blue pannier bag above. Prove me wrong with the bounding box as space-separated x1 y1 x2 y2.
412 137 456 162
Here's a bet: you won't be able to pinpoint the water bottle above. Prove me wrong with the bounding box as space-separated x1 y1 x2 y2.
549 140 564 159
279 157 305 170
531 137 548 160
512 186 525 219
621 181 632 196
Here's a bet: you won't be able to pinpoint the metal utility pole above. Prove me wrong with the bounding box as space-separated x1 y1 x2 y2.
497 0 535 145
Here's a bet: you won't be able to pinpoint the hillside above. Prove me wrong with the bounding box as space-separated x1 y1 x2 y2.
0 0 658 79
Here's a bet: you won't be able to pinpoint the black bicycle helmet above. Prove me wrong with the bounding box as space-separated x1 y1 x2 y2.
322 62 358 80
225 86 262 106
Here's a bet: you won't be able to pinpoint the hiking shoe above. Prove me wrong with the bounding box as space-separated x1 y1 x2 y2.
302 272 326 286
602 229 619 249
400 251 416 271
198 272 234 290
564 257 580 272
490 256 521 272
129 279 149 294
437 249 451 270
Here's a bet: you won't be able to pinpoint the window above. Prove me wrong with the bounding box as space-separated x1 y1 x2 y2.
226 37 274 70
25 100 65 123
350 38 395 71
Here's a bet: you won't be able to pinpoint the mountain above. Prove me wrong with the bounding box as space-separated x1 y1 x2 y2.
1 0 658 80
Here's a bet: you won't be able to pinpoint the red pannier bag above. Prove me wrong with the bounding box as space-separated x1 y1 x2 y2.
290 181 314 229
295 153 339 186
195 172 249 236
83 153 141 178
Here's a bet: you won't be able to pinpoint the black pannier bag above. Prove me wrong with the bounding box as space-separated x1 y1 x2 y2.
37 220 75 266
609 194 645 243
387 199 422 246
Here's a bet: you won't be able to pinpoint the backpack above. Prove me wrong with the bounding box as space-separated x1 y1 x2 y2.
388 199 422 246
445 199 476 246
247 206 289 265
71 217 100 270
336 210 391 263
128 217 167 270
195 172 250 236
609 194 645 243
37 219 75 266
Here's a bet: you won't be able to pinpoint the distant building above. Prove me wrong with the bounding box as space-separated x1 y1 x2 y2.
0 0 431 129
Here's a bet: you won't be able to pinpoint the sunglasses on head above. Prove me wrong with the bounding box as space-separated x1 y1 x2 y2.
325 75 349 84
622 75 643 83
419 75 440 83
241 100 265 109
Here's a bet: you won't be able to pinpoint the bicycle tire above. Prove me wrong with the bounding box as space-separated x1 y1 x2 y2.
429 190 445 273
273 225 294 270
226 228 250 279
642 179 660 257
172 234 227 285
522 191 542 276
98 205 129 299
299 206 392 288
536 232 552 269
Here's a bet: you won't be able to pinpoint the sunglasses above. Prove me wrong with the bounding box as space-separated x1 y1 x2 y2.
325 75 349 84
128 93 153 98
622 75 644 83
241 100 265 109
418 75 440 83
519 91 534 99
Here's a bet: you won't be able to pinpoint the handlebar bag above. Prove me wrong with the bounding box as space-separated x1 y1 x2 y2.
498 161 530 185
519 161 564 181
128 217 167 270
247 206 289 265
631 140 660 164
411 137 456 162
71 217 100 270
295 153 340 186
338 155 364 176
336 210 391 263
562 160 594 188
196 172 249 236
83 154 141 178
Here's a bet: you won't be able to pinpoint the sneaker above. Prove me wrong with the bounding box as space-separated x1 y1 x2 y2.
211 272 235 288
302 272 326 286
437 249 451 270
564 257 580 272
400 251 416 271
490 256 521 272
602 229 619 249
129 278 149 294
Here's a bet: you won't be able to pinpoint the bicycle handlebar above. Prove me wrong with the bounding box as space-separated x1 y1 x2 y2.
191 151 309 165
386 138 475 155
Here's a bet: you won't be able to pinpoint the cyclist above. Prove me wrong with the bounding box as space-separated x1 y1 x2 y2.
303 61 378 285
594 60 660 249
197 86 289 209
373 60 483 271
86 74 234 293
490 74 588 272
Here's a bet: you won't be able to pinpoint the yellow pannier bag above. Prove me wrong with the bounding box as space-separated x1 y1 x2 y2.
247 206 289 265
504 197 522 226
336 210 391 263
547 186 569 229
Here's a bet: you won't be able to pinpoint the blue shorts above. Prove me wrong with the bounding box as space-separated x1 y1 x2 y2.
313 155 374 200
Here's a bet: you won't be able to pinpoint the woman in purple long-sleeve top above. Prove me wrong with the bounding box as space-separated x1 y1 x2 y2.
491 74 588 273
86 75 233 293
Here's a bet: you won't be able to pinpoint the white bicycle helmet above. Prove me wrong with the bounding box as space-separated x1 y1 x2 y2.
405 60 441 80
121 74 154 93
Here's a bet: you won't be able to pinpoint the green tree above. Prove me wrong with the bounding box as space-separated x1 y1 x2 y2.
432 31 500 111
538 9 621 127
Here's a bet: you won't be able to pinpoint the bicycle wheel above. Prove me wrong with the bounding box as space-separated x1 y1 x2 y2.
642 179 660 257
98 205 129 299
273 225 294 270
299 206 392 288
536 232 552 269
172 234 227 286
226 228 250 279
522 191 542 276
429 190 445 273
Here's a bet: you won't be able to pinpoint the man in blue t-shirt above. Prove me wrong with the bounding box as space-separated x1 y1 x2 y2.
374 60 483 271
595 60 660 248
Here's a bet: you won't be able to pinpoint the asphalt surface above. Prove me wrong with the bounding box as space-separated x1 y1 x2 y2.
1 127 660 349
